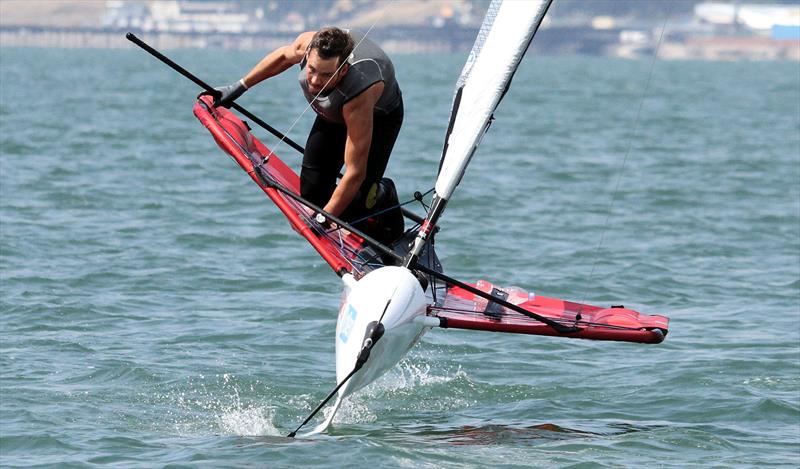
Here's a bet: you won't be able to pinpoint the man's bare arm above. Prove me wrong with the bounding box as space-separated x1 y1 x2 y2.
242 31 315 87
323 82 385 217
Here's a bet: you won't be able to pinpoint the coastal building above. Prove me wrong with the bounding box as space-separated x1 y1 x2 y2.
0 0 797 60
611 1 800 61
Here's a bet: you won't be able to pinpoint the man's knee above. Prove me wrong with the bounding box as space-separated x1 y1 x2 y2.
363 178 404 244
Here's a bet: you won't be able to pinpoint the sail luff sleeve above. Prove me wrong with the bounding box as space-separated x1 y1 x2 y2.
455 0 502 90
435 0 551 200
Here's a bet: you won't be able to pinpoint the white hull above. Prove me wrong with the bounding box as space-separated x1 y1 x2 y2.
309 266 429 434
337 267 429 396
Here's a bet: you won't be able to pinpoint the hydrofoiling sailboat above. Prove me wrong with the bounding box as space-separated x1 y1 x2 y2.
129 0 669 437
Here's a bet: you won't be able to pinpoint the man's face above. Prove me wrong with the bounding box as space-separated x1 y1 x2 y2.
306 49 348 95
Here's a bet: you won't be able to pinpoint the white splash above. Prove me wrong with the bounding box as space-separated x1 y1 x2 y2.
157 373 283 437
217 405 280 436
359 358 467 397
308 355 473 430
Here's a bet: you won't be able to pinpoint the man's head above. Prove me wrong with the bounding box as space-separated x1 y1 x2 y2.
306 27 354 95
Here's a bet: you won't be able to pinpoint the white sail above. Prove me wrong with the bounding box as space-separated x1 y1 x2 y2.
435 0 551 199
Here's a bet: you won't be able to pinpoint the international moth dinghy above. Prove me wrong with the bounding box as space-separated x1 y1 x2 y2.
130 0 669 437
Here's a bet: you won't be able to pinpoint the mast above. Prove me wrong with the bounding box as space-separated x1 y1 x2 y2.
404 0 553 268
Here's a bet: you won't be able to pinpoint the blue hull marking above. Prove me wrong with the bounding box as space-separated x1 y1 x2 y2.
338 304 357 344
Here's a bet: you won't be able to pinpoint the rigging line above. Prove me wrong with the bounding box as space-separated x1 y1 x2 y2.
315 187 433 236
211 113 373 272
208 103 401 274
576 10 671 310
427 306 650 332
346 192 432 227
415 188 434 212
207 95 428 227
215 119 575 333
265 8 391 162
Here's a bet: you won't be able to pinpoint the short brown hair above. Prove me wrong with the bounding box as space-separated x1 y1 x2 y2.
310 27 354 66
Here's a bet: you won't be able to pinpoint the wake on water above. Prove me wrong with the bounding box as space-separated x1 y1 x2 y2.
301 357 470 437
146 354 463 439
146 372 280 438
140 353 658 445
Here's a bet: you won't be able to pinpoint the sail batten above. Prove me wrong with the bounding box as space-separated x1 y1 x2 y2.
436 0 552 200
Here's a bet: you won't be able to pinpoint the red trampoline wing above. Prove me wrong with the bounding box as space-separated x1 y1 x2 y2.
432 281 669 344
192 96 369 277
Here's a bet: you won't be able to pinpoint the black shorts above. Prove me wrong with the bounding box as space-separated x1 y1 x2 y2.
300 98 403 223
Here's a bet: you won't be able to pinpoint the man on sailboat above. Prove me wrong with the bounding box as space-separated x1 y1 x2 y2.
214 27 404 243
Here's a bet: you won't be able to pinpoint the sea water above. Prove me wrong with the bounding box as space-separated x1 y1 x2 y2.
1 44 798 467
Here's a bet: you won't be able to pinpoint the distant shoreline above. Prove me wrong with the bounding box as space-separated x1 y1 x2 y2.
2 25 797 61
0 25 476 53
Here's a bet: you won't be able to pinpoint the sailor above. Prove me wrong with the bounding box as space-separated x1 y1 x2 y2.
214 27 404 243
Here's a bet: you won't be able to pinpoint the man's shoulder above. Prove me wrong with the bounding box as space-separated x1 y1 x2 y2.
342 59 384 92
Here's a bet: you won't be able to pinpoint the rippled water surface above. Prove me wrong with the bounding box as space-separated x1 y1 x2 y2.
1 44 798 468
